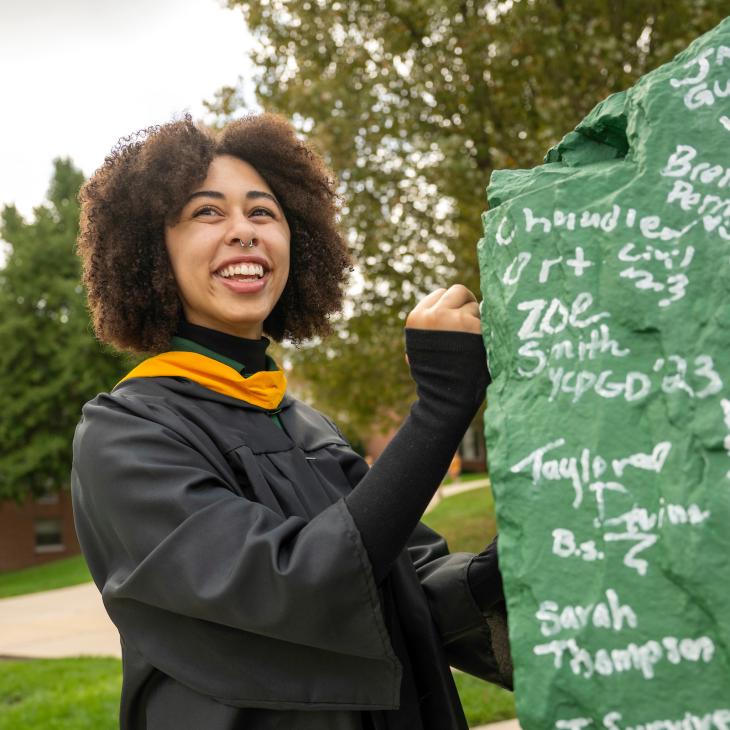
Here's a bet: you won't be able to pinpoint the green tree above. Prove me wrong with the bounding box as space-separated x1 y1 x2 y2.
209 0 727 434
0 160 129 501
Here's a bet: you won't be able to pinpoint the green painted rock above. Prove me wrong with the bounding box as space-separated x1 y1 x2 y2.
478 19 730 729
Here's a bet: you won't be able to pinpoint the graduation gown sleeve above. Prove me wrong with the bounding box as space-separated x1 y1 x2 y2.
334 441 513 689
71 390 402 711
408 523 514 689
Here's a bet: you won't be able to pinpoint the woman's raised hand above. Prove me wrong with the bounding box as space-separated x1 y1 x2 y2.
406 285 482 334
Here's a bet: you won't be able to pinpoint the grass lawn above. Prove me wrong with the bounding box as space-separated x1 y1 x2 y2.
0 657 512 729
423 485 516 724
0 484 514 728
0 555 92 599
454 671 517 726
423 485 497 554
0 658 121 730
442 470 490 485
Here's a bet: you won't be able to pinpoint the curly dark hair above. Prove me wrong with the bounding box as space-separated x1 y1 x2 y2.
77 114 351 353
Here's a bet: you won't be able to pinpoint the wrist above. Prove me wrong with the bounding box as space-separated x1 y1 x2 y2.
405 329 490 414
405 328 486 354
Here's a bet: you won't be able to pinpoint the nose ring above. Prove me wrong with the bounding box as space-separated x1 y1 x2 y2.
235 238 255 248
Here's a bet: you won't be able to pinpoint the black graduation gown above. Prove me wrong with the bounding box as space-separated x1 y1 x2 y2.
71 375 509 730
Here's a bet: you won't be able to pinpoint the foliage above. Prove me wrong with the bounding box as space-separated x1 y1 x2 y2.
209 0 728 434
0 160 130 500
0 657 121 730
422 485 496 553
0 555 91 598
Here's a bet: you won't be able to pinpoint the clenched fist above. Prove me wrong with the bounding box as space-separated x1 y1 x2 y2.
405 285 482 334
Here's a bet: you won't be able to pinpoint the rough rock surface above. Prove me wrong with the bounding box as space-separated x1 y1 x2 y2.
478 19 730 729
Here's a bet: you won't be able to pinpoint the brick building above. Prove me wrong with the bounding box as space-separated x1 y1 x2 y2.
0 490 80 572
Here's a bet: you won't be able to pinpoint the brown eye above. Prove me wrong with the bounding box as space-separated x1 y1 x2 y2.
251 207 274 218
194 206 221 217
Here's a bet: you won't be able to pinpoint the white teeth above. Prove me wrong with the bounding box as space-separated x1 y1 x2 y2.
217 263 265 278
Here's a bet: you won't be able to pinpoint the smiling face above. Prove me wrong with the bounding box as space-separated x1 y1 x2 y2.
165 155 291 339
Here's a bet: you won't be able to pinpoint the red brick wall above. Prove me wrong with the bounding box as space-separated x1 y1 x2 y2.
0 491 81 572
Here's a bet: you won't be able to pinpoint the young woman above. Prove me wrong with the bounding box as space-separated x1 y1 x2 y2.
72 114 511 730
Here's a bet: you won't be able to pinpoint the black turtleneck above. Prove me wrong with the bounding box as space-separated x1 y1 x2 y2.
176 320 269 375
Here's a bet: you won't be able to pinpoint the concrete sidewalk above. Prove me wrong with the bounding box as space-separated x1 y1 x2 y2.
0 581 120 658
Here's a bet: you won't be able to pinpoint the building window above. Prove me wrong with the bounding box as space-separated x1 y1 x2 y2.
34 519 64 553
35 491 60 506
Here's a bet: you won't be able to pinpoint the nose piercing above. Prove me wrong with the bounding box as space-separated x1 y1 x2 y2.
235 238 255 248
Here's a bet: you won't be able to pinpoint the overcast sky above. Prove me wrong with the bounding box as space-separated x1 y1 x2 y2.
0 0 257 219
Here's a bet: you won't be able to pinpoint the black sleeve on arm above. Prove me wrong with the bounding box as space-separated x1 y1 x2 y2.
466 535 504 611
345 328 490 583
408 524 513 689
466 536 513 683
